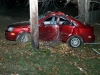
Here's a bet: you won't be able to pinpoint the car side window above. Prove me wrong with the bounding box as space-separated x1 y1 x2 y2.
44 16 57 25
59 16 70 25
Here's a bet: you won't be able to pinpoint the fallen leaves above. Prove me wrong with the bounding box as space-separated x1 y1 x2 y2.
39 41 73 54
0 57 3 61
39 41 100 60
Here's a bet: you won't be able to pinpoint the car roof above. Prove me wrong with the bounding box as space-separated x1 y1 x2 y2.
46 11 66 16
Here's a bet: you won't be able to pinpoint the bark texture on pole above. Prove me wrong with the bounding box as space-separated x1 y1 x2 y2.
78 0 85 23
85 0 90 23
29 0 39 50
78 0 90 24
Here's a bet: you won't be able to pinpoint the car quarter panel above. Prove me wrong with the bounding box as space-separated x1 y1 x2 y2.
78 27 95 43
72 27 95 43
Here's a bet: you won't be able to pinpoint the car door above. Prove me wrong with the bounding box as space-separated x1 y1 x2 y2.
58 16 75 42
39 16 59 41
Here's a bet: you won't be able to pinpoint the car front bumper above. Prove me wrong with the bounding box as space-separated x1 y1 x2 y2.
5 30 18 41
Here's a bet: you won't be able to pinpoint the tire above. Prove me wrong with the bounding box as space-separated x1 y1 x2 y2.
16 33 31 44
68 36 82 48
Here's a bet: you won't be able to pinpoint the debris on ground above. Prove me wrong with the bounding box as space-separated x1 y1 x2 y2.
92 48 100 55
39 41 73 54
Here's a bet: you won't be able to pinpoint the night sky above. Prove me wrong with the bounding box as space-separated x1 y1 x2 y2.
0 0 66 8
0 0 28 8
0 0 78 16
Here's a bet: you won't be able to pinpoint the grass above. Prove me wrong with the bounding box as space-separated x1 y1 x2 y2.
0 42 100 75
0 9 100 75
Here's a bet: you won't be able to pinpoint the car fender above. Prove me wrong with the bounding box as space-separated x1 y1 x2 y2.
16 31 30 41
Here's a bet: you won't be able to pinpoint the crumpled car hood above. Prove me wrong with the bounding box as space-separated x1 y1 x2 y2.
9 21 30 27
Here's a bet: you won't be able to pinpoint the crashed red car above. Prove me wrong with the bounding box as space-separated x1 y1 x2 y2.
5 11 95 48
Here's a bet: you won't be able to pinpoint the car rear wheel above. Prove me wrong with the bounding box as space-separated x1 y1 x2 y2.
17 33 31 44
68 36 82 48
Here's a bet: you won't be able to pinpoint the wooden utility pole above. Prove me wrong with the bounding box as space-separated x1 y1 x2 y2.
78 0 90 23
29 0 39 50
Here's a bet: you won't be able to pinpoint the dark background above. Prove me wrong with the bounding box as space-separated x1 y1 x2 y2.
0 0 78 16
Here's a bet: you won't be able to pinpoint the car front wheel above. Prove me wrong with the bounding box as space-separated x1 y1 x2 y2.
68 36 82 48
16 33 31 44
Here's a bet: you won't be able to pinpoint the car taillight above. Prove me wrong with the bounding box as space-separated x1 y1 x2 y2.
7 27 14 32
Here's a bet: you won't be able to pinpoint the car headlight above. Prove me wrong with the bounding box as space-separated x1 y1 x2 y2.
7 27 14 32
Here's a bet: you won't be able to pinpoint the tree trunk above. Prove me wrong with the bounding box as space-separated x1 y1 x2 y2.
29 0 39 50
78 0 90 24
85 0 90 23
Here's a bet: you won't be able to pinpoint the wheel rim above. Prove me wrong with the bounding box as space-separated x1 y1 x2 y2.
70 38 80 47
21 35 28 42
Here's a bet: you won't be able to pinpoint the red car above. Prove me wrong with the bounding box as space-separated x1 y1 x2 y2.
5 11 95 48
